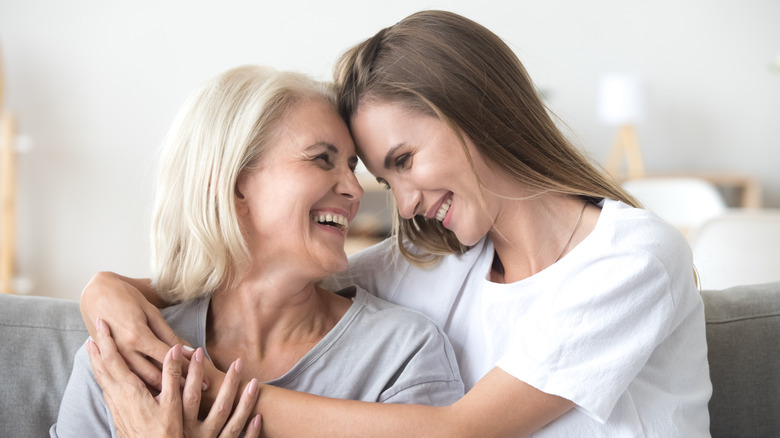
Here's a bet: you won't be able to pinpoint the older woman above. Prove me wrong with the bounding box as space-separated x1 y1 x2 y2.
50 65 463 437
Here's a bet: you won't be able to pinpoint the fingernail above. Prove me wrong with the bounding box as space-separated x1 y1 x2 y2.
252 414 261 429
182 345 195 352
86 339 94 352
233 357 243 374
95 318 104 332
248 378 258 396
201 381 208 392
171 344 182 360
194 348 203 363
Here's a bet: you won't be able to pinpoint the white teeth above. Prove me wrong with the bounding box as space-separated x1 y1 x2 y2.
311 213 349 230
435 197 452 221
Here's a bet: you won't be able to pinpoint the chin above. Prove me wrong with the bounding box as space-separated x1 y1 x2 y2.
452 228 485 247
322 251 349 274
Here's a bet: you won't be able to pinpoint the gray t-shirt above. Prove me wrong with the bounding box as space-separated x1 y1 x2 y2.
51 286 464 437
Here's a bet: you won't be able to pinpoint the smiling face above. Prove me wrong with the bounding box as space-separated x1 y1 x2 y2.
351 100 508 247
237 98 363 278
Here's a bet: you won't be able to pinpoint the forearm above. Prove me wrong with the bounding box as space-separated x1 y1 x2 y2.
89 271 165 307
254 385 456 438
80 272 163 334
250 368 573 438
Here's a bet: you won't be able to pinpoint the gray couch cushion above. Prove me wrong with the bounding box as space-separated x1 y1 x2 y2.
1 283 778 437
703 281 780 438
0 294 88 438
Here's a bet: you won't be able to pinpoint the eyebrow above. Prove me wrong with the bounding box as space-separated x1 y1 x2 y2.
383 144 405 170
307 142 359 166
306 142 339 154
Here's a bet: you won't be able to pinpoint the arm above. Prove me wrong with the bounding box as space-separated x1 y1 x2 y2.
253 368 573 438
80 271 184 389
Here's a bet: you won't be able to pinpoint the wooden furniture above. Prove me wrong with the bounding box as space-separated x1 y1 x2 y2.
605 124 645 179
623 172 762 208
0 48 17 294
0 112 15 293
690 209 780 290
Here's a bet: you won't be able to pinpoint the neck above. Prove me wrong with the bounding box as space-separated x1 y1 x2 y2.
488 194 593 283
206 268 351 379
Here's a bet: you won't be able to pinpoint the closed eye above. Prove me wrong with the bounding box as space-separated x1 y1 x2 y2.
315 153 332 167
394 153 411 169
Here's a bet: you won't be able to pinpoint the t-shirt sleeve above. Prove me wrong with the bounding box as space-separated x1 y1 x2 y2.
496 252 677 422
363 302 464 406
377 322 465 406
50 343 114 437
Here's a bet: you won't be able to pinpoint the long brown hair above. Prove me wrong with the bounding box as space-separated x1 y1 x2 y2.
335 10 637 265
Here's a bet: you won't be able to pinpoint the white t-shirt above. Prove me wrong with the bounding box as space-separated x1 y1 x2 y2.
327 199 712 436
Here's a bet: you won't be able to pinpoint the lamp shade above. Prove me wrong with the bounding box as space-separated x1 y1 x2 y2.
598 74 644 125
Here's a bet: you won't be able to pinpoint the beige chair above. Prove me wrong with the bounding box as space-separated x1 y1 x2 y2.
689 209 780 290
622 177 728 237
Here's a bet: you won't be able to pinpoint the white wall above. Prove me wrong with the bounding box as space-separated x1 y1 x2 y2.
1 0 778 300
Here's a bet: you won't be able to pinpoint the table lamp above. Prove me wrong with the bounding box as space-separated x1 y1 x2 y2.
598 73 645 179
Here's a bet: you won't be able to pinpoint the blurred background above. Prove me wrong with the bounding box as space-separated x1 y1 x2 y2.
1 0 778 300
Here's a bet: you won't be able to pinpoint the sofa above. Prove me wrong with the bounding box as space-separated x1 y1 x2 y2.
1 282 779 437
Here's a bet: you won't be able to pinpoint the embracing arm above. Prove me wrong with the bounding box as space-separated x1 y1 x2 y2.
254 368 573 438
80 271 184 389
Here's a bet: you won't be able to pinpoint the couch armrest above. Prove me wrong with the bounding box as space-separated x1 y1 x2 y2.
0 294 88 437
703 281 780 438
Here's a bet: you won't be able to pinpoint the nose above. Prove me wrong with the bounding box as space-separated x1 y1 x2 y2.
393 183 421 220
336 168 365 202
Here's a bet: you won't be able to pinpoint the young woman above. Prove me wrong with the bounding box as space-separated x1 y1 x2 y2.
81 10 711 437
51 65 463 437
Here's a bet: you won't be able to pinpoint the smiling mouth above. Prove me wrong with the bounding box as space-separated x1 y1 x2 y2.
435 196 452 221
311 213 349 232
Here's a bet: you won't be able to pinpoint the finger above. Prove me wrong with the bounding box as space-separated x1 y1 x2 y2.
243 415 262 438
182 348 205 426
181 344 196 360
158 344 184 414
180 345 198 388
92 317 163 390
219 378 259 438
203 358 243 434
133 310 193 389
124 350 165 392
93 319 142 384
128 323 176 368
121 321 186 391
86 339 117 392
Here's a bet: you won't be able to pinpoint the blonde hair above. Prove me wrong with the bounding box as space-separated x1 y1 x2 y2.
152 65 335 303
335 10 638 266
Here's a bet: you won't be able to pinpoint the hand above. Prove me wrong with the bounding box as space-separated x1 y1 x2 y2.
89 318 262 438
182 350 262 438
81 272 187 390
88 318 185 437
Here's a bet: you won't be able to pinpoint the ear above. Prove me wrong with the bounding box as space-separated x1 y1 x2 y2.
235 175 249 215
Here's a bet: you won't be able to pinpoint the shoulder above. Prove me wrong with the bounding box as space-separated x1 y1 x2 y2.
341 285 458 370
160 296 208 348
561 199 698 313
595 199 692 271
345 286 464 404
324 236 492 303
348 286 446 334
